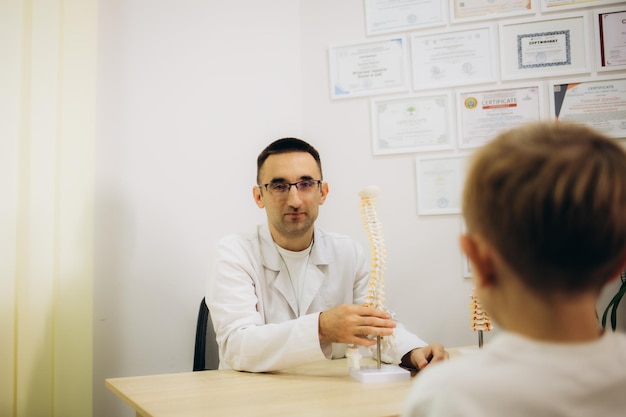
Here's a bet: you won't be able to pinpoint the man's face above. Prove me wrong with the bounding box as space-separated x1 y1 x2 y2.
253 151 328 250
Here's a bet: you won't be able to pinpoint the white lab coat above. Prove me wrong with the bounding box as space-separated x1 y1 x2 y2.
206 224 426 372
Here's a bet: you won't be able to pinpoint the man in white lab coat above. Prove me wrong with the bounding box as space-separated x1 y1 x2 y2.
206 138 447 372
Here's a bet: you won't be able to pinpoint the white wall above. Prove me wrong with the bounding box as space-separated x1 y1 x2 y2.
95 1 302 416
95 1 625 416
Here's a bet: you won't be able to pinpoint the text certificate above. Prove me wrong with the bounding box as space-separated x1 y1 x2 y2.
329 37 409 99
600 10 626 68
518 30 570 69
365 0 444 35
372 94 453 155
453 0 532 20
411 27 495 90
552 78 626 138
542 0 607 10
500 14 589 79
416 155 467 215
458 85 543 148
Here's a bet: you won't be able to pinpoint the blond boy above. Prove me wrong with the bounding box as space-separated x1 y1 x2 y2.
402 122 626 417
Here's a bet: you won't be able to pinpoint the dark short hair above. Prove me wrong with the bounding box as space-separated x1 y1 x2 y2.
463 121 626 294
256 138 323 184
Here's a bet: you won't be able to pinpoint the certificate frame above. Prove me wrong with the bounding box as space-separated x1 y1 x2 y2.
371 92 455 155
594 6 626 72
456 83 546 149
451 0 535 24
364 0 447 36
499 13 591 80
328 36 410 99
541 0 624 13
415 153 469 216
410 24 498 91
549 75 626 139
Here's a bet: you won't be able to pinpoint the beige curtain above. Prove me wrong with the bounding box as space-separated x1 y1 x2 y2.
0 0 97 416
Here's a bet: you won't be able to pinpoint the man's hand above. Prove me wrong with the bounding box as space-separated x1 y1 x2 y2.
318 304 396 346
403 344 449 371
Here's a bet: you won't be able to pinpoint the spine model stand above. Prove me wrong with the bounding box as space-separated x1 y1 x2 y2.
470 288 492 348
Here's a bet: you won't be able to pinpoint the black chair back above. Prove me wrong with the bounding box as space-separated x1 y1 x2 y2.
193 297 219 371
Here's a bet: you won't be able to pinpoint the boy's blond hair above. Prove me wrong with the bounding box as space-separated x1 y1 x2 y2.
463 122 626 294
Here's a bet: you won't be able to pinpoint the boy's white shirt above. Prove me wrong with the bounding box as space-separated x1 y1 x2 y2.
402 330 626 417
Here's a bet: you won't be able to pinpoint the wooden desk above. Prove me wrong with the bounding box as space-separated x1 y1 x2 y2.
106 359 415 417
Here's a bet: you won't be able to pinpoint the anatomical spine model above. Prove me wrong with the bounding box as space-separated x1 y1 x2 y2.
358 186 396 365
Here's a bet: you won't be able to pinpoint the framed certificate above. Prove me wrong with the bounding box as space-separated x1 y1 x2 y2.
364 0 446 35
594 6 626 72
549 76 626 139
371 93 455 155
410 25 497 90
328 37 410 99
451 0 534 23
541 0 624 13
457 83 545 149
499 13 591 80
416 154 469 215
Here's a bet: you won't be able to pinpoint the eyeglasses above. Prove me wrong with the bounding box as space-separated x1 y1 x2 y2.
259 179 322 197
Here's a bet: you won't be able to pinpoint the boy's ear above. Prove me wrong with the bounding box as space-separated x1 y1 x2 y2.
460 234 496 288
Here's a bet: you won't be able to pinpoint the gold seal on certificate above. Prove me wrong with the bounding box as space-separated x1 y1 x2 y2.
464 96 479 110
